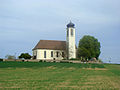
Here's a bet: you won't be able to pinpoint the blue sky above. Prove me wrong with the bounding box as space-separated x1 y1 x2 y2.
0 0 120 63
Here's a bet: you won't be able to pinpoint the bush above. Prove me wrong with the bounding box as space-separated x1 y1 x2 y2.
22 60 24 62
39 60 43 62
70 58 79 60
53 61 56 63
18 53 31 59
62 58 67 60
0 58 3 62
60 61 69 63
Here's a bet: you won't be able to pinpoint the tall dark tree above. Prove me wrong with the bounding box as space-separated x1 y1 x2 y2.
18 53 31 59
77 35 101 60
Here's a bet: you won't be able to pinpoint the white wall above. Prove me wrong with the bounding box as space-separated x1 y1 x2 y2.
66 27 76 59
33 49 66 60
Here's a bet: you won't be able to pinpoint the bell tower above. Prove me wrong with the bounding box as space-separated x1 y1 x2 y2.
66 21 76 59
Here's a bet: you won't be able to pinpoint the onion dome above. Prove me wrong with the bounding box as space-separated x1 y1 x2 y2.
67 21 75 28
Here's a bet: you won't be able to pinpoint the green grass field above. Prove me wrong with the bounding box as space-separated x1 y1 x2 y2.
0 61 120 90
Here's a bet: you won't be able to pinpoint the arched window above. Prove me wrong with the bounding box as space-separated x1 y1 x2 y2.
56 52 59 57
44 51 46 58
71 29 73 36
67 29 69 37
62 52 64 57
51 51 53 57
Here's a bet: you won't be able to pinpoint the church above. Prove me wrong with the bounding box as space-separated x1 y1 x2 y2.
33 21 76 60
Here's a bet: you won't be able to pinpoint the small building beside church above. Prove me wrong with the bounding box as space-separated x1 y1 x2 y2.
33 21 76 60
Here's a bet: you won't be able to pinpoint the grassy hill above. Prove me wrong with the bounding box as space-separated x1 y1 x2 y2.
0 61 120 89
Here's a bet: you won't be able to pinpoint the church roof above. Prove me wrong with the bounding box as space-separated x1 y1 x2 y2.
33 40 66 50
67 21 75 28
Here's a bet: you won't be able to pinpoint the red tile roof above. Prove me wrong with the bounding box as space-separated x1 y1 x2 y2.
33 40 66 50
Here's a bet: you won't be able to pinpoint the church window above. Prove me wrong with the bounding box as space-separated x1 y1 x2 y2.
44 51 46 58
56 52 59 57
51 51 53 57
67 30 69 37
62 52 64 57
71 29 73 36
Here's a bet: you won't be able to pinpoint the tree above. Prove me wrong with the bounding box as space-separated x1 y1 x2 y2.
18 53 31 59
77 35 101 60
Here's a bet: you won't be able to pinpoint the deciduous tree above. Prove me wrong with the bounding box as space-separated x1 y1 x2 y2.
77 35 101 60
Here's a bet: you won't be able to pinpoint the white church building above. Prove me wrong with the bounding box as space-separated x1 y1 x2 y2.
33 21 76 60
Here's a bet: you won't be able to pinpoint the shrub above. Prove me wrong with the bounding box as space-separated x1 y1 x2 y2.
22 60 24 62
70 58 79 60
0 58 3 62
18 53 31 59
62 58 67 60
39 60 43 62
60 61 69 63
53 61 56 63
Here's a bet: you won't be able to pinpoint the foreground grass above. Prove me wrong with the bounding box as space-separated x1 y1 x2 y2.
0 62 120 90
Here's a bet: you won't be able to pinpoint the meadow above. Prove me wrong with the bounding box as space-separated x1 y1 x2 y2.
0 61 120 90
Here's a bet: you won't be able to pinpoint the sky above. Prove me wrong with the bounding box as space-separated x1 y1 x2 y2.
0 0 120 63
